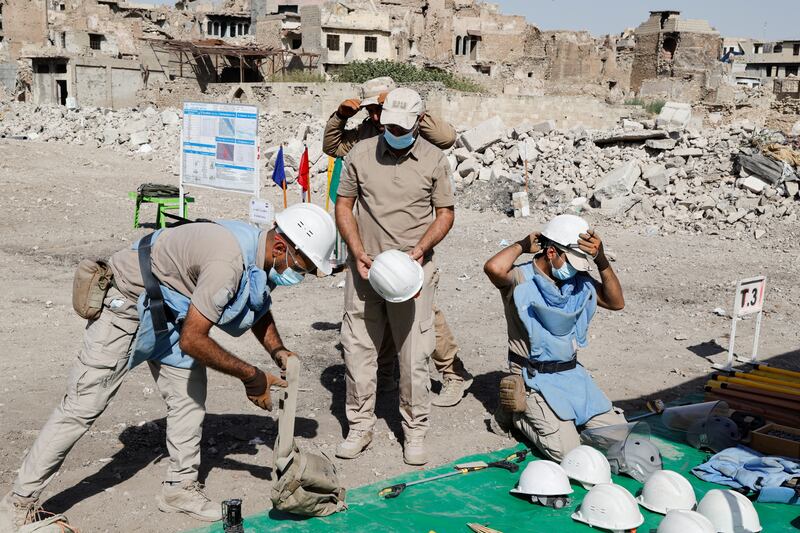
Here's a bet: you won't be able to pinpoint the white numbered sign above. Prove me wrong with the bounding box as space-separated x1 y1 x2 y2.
733 277 766 317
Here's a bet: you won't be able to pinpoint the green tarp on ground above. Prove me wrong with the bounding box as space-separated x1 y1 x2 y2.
190 433 798 533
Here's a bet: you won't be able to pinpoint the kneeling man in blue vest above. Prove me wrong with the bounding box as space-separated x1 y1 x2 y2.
1 203 337 529
484 214 627 462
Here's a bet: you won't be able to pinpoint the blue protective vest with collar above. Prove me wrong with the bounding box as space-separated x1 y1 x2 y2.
128 220 273 369
513 262 611 425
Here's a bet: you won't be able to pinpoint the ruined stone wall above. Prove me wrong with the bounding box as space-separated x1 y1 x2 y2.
672 32 722 77
4 0 48 58
630 32 659 92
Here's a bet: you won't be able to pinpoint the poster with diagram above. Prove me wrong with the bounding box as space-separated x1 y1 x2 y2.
181 101 259 195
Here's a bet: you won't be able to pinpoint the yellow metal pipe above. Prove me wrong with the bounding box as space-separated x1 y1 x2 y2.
714 375 800 396
750 369 800 383
732 372 800 389
753 364 800 379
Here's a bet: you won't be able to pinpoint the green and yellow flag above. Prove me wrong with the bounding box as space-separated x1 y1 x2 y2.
325 156 343 210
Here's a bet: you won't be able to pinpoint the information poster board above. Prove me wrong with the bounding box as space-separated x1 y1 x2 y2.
181 102 259 195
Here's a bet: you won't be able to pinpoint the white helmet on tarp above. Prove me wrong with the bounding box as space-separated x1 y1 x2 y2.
580 422 662 482
275 203 337 276
571 483 644 532
540 214 592 271
657 510 716 533
368 250 424 303
636 470 697 514
696 490 762 533
561 445 612 489
510 460 573 509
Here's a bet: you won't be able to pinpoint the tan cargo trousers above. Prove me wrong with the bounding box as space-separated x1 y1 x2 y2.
342 260 437 438
13 287 208 499
513 390 626 462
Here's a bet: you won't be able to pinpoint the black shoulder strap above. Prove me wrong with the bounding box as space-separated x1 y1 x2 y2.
137 232 169 335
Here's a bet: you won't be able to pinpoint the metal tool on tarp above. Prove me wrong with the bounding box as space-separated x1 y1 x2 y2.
627 398 666 421
378 450 529 499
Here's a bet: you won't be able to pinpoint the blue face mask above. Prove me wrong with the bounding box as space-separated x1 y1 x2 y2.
268 249 306 287
551 258 578 281
384 128 416 150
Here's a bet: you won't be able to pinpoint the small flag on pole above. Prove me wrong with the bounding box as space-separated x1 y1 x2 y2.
297 145 310 203
272 146 287 208
328 157 342 205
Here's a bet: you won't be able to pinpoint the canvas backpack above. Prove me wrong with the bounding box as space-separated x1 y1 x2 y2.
270 357 346 516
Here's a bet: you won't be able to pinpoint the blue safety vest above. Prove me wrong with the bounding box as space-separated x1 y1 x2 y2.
513 262 611 425
128 220 273 369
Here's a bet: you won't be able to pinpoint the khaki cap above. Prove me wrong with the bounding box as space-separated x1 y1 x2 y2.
379 88 424 130
360 76 396 107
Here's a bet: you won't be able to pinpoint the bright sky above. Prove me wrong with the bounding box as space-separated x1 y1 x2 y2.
494 0 799 41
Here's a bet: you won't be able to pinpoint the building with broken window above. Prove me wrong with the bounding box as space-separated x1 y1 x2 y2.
739 40 800 81
630 11 722 96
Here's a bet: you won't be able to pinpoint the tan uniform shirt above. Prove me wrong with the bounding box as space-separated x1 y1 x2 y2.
337 135 454 257
323 112 457 158
499 264 532 362
109 223 266 323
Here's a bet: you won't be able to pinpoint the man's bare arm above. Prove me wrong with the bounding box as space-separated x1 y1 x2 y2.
322 111 362 158
578 230 624 311
409 206 454 262
251 311 293 369
180 305 256 379
335 195 372 279
484 233 539 288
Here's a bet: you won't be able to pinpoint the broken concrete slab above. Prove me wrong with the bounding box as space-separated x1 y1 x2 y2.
643 163 669 192
645 138 677 150
512 121 533 139
593 161 641 202
512 191 530 217
478 167 492 182
453 147 471 163
459 116 505 152
517 138 540 163
129 130 150 146
673 147 704 158
738 151 798 184
786 181 799 197
531 120 556 133
656 102 692 131
740 175 767 194
123 118 148 134
593 130 669 146
792 121 800 137
160 110 180 126
457 158 480 177
622 119 644 130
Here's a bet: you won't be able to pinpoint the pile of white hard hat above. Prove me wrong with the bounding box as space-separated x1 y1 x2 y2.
505 440 763 533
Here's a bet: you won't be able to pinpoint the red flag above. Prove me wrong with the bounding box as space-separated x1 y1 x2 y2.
297 146 310 192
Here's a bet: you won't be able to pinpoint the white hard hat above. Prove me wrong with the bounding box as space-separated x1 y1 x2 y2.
360 76 396 107
561 445 612 489
380 88 424 130
696 490 762 533
540 214 592 271
571 483 644 531
510 460 573 497
368 250 424 303
274 203 337 276
657 510 716 533
636 470 697 514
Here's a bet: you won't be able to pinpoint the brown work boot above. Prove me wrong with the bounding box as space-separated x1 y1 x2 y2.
403 435 428 466
432 369 473 407
0 492 39 531
335 430 373 459
157 481 222 522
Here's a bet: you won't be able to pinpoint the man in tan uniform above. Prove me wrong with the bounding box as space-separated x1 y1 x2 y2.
0 205 336 531
334 88 455 465
324 76 470 408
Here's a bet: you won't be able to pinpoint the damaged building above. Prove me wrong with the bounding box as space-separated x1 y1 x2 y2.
630 10 723 99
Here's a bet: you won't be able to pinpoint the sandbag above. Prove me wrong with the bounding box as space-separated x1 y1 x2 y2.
270 357 346 516
72 259 113 319
19 513 78 533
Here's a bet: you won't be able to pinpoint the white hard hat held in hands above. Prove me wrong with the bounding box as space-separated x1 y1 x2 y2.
368 250 424 303
274 203 337 276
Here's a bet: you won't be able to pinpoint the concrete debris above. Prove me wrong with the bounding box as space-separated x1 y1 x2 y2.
512 191 530 218
593 129 668 146
459 116 506 153
643 164 669 192
593 161 642 203
531 120 556 134
739 176 767 194
645 138 677 150
792 122 800 138
656 102 692 132
737 151 798 185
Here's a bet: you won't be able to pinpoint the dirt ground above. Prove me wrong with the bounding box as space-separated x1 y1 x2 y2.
0 139 799 532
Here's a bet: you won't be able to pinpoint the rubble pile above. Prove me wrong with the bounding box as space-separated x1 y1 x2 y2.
0 103 329 188
2 101 799 238
450 108 800 237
